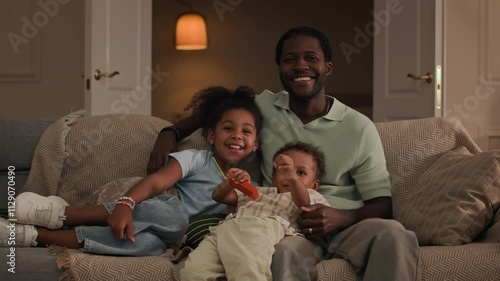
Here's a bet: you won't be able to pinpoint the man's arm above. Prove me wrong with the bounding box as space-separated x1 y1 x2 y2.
147 115 201 174
297 120 393 238
298 196 392 239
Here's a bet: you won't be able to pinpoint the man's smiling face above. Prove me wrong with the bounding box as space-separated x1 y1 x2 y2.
278 35 333 101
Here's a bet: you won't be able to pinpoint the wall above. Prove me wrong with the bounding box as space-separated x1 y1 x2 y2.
0 0 84 118
0 0 373 120
444 0 500 150
152 0 374 122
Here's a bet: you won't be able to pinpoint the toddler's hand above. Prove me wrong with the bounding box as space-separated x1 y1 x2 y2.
273 154 295 180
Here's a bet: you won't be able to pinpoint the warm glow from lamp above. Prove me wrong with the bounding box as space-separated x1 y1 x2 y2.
175 13 207 50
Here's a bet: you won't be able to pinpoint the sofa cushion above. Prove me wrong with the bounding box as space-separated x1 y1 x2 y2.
0 117 55 171
395 146 500 246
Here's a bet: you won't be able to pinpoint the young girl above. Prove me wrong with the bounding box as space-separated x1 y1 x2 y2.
1 86 262 257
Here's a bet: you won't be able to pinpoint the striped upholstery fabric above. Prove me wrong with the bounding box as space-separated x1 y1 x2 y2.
374 117 481 215
317 243 500 281
21 112 500 280
396 147 500 246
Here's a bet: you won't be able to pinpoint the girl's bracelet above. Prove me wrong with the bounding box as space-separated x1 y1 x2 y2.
115 200 134 210
115 196 136 210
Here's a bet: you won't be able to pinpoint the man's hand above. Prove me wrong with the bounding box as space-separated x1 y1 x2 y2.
297 197 393 239
147 131 178 174
298 204 351 239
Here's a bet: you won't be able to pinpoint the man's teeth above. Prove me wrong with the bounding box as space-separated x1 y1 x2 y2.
294 77 311 81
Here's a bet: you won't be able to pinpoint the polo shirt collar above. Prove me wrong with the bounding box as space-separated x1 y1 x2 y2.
273 90 290 110
274 91 344 121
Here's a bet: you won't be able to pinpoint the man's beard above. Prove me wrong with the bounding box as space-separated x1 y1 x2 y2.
285 85 321 101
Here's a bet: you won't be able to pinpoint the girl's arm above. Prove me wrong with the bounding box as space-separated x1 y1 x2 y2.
212 179 238 206
107 158 183 242
124 158 183 203
212 168 250 206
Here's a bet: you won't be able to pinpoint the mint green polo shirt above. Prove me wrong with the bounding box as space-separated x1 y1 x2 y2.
255 90 391 210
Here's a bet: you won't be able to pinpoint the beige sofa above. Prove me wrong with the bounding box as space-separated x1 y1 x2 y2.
5 110 500 280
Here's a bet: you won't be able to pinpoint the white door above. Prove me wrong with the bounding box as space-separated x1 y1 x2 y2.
373 0 444 122
84 0 152 116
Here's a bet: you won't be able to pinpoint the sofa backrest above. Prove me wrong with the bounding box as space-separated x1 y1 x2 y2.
375 117 481 213
21 111 481 212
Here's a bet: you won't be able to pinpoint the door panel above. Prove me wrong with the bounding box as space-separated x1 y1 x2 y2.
85 0 152 116
373 0 443 122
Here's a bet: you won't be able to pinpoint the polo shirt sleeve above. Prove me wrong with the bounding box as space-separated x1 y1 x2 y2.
350 123 392 201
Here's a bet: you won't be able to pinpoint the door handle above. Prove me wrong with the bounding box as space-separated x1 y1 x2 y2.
94 69 120 81
407 72 433 83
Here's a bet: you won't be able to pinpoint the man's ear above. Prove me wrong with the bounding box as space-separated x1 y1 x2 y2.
326 61 333 76
207 128 215 145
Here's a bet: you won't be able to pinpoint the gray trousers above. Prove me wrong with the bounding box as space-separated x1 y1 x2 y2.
271 218 421 281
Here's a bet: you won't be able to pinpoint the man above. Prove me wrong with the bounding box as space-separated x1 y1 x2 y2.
148 26 420 281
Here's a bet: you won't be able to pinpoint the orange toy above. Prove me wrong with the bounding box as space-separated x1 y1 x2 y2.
228 171 259 200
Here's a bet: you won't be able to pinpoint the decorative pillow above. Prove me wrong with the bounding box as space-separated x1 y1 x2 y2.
375 117 481 215
395 146 500 246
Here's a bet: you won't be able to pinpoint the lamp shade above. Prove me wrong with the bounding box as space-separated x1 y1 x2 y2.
175 13 207 50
